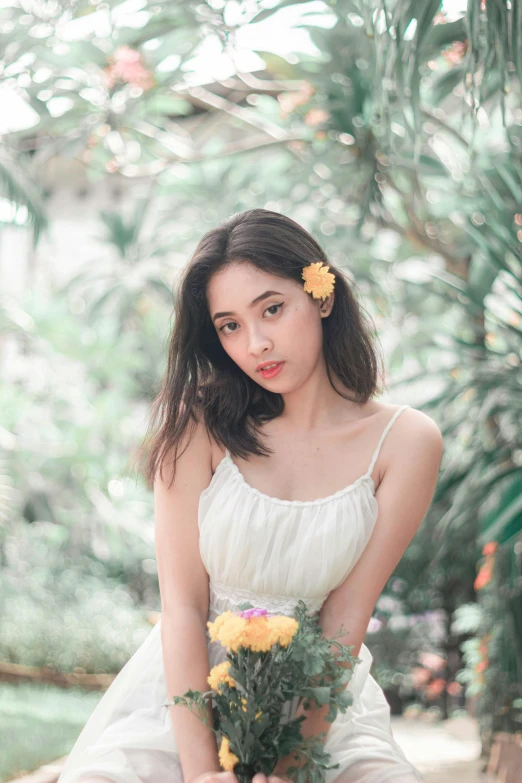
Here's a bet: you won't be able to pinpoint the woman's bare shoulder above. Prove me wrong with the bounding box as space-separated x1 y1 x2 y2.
372 400 441 429
381 402 444 464
395 403 442 439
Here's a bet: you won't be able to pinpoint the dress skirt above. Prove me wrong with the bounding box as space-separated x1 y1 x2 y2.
57 619 424 783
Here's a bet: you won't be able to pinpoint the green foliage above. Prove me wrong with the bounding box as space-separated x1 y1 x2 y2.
0 286 163 539
452 540 522 745
0 520 152 673
2 0 520 243
61 197 175 332
0 143 47 244
0 284 163 673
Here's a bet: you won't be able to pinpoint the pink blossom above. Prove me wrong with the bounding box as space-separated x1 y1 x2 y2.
104 46 155 91
411 667 432 688
419 651 446 673
304 108 330 127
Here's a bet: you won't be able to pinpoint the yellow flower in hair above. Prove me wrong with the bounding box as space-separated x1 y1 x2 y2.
302 261 335 300
218 735 239 771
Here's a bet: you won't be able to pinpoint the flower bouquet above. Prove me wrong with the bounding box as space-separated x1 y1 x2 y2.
166 600 360 783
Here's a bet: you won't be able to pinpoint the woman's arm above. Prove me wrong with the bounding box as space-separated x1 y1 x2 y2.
320 408 443 656
154 411 221 783
274 408 444 772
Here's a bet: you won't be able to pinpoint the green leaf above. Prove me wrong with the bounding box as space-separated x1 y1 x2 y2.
144 95 193 117
427 65 467 104
418 18 468 62
307 686 331 705
335 690 354 709
496 163 522 205
478 475 522 545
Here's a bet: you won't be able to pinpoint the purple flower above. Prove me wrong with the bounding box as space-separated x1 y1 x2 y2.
240 607 268 619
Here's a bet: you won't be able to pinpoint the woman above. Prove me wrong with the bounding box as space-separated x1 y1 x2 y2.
58 209 443 783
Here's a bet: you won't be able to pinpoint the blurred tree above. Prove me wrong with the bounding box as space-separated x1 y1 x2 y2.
61 194 175 339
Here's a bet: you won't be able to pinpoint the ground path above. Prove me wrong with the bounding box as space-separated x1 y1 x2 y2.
392 715 499 782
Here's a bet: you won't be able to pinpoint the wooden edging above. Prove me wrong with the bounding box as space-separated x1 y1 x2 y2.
0 613 160 692
487 731 522 783
0 661 115 691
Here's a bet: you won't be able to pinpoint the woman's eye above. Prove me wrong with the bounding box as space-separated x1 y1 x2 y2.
219 321 238 334
219 303 283 334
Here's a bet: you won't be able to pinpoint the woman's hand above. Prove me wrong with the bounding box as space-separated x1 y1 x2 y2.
190 773 241 783
188 768 294 783
253 774 293 783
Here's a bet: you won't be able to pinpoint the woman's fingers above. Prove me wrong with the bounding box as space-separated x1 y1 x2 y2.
252 773 293 783
197 773 239 783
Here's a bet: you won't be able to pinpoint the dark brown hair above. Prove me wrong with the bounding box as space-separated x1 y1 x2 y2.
137 208 384 489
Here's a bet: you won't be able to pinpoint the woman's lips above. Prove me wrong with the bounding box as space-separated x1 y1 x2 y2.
259 362 285 379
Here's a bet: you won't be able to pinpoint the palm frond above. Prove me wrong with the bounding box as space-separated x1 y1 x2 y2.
0 144 47 245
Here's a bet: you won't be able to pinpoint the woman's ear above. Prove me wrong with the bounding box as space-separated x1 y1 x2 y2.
320 292 334 317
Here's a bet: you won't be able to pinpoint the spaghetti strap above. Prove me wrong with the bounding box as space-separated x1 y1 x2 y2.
367 404 410 477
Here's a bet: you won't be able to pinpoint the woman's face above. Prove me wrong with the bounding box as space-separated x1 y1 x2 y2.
206 261 334 392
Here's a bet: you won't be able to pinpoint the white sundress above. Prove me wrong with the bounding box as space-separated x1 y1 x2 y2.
58 403 424 783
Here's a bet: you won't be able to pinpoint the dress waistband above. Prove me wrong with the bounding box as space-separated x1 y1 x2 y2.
208 578 326 617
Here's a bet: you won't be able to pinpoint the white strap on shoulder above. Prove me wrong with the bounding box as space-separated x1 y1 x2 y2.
367 405 410 477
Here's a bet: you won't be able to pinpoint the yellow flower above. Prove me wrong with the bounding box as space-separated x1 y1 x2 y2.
208 610 299 653
241 696 248 712
302 262 335 300
244 616 277 652
255 709 263 721
219 617 250 652
207 611 235 641
208 613 248 652
208 661 236 694
218 735 239 772
267 616 299 647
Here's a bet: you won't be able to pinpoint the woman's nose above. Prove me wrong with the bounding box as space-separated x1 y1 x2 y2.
248 329 273 356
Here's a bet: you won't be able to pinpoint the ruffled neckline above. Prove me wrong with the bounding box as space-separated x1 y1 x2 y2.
215 449 375 508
